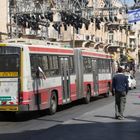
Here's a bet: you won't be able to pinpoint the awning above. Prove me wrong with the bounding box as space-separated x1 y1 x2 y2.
126 53 134 61
112 52 120 61
82 41 94 48
93 42 103 49
103 44 110 53
0 32 7 35
107 45 120 53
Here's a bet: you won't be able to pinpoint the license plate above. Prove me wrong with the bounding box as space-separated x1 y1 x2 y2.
0 106 18 111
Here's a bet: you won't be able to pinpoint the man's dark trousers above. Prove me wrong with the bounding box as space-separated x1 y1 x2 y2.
115 91 127 118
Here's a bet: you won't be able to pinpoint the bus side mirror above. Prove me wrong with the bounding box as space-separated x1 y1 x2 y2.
36 66 46 79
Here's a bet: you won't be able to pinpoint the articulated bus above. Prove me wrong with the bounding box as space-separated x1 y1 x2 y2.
0 39 113 115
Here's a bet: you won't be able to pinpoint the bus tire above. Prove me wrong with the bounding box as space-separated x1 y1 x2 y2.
48 92 57 115
104 83 110 97
83 86 91 104
104 91 109 97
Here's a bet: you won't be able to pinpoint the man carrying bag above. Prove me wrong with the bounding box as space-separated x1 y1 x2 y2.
112 67 129 120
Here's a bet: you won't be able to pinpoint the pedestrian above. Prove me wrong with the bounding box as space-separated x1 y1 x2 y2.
112 67 129 120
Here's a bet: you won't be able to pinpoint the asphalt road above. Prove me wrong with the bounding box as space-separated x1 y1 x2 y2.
0 72 140 140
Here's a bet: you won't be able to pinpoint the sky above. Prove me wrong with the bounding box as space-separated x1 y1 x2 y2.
122 0 134 6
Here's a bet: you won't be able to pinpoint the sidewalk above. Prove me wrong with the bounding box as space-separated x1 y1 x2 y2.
60 91 140 140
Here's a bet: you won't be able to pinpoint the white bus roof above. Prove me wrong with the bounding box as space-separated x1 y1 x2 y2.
3 38 71 48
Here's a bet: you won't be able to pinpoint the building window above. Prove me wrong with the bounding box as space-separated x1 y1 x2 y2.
108 33 114 44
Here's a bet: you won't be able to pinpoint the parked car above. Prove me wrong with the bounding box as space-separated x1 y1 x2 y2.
126 74 136 90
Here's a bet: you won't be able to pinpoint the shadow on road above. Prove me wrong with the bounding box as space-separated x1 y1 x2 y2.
0 116 140 140
0 96 106 122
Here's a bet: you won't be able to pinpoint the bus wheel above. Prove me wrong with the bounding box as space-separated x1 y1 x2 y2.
83 86 91 104
104 91 110 97
48 92 57 115
104 83 110 97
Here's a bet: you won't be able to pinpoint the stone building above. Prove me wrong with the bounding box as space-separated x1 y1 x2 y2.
0 0 139 65
0 0 8 41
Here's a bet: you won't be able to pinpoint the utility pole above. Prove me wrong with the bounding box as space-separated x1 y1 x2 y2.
9 0 12 38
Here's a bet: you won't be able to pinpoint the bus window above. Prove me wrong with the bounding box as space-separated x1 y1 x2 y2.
83 57 92 73
69 56 75 74
30 54 37 78
98 59 101 73
42 55 49 70
48 55 60 76
0 54 19 72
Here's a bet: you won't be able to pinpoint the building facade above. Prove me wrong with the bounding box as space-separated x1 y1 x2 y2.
0 0 139 66
0 0 8 41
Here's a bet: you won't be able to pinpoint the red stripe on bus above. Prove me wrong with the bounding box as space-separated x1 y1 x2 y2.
29 47 74 54
70 84 77 101
21 101 30 105
9 102 14 105
2 101 6 105
82 51 112 58
19 79 111 107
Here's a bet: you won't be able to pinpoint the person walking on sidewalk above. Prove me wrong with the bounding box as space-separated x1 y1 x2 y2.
112 67 129 120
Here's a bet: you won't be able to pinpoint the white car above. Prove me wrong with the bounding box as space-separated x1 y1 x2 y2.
126 75 136 90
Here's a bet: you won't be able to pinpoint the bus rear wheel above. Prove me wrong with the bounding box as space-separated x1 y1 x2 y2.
104 83 110 97
48 92 57 115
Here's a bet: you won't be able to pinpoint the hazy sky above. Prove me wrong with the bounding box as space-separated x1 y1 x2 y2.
122 0 134 6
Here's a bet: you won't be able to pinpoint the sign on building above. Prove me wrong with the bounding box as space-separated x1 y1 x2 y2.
128 8 140 23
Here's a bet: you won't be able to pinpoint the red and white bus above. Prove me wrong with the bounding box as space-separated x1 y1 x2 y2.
0 39 113 114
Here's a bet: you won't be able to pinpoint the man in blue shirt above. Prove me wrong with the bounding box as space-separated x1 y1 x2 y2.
112 67 129 120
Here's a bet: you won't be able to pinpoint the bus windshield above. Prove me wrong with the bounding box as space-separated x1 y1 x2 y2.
0 54 19 72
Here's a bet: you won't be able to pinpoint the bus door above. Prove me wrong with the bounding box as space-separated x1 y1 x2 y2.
92 59 98 95
0 48 20 111
60 57 70 104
